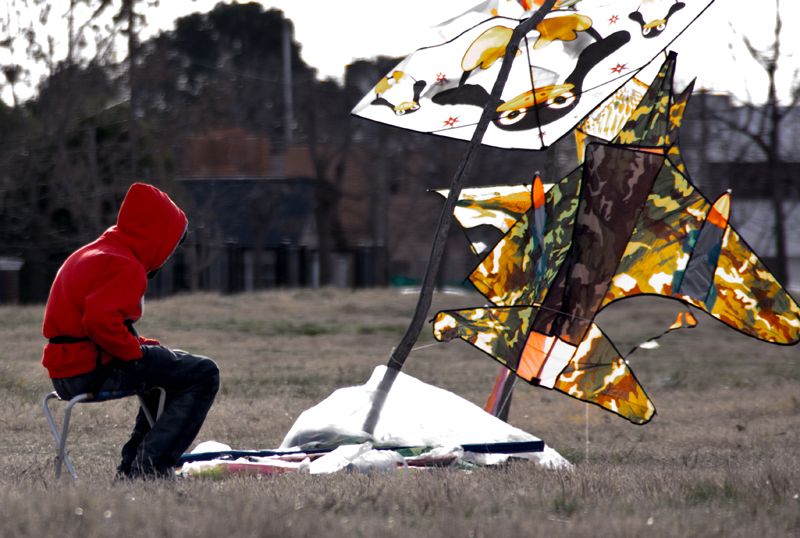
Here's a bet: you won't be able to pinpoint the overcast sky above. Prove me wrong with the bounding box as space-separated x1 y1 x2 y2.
2 0 798 105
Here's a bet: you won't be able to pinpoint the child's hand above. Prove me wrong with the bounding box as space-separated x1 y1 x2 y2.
138 336 161 346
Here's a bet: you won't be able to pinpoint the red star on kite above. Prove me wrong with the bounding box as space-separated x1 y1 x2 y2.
443 116 459 128
610 63 627 74
609 14 619 24
435 72 448 85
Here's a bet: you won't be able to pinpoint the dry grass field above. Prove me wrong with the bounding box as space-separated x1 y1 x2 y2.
0 288 798 537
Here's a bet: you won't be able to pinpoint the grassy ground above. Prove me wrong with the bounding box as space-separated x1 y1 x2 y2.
0 288 798 537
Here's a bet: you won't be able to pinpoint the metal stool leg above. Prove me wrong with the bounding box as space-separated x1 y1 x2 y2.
137 387 166 427
42 392 65 478
43 391 91 480
43 387 167 480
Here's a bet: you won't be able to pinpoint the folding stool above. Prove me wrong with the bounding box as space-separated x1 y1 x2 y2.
42 387 166 480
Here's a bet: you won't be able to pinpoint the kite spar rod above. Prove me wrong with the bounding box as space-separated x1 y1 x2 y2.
362 0 557 435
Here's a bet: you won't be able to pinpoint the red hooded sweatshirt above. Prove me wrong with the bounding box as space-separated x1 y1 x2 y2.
42 183 188 379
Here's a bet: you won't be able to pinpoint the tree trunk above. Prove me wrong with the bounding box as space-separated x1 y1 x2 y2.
126 0 139 178
767 71 788 283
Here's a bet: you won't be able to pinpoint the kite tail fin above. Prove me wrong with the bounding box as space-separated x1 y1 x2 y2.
554 324 655 425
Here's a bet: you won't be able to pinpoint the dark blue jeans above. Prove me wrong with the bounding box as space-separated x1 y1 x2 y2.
52 346 220 477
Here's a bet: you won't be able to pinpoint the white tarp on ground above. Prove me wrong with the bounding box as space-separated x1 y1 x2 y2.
180 366 569 477
280 366 569 469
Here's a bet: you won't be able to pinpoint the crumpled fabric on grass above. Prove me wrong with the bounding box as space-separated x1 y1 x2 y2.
179 366 570 477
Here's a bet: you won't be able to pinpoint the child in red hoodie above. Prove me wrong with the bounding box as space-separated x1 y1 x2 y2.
42 183 219 479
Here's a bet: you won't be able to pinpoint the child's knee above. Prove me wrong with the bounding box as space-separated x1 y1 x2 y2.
201 358 220 394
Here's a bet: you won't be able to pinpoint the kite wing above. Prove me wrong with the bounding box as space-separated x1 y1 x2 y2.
352 1 715 149
600 54 800 344
435 178 555 255
434 305 655 423
603 160 800 344
436 184 536 234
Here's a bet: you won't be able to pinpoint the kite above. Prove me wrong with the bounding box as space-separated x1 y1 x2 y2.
573 55 663 161
352 0 715 149
431 53 800 424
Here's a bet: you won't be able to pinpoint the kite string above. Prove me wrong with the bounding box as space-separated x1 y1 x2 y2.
623 308 696 360
389 342 441 366
585 403 590 465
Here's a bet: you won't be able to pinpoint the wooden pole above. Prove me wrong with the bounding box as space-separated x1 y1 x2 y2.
363 1 557 434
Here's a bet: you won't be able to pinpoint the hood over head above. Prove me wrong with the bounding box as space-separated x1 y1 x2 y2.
113 183 188 271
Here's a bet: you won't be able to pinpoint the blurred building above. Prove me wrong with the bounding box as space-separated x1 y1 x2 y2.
0 257 24 304
146 128 471 296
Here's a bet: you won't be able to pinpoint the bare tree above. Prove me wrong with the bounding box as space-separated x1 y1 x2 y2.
713 0 799 283
0 1 136 300
1 65 22 107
